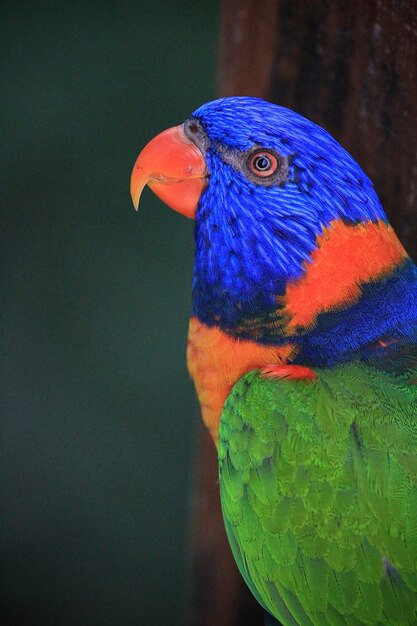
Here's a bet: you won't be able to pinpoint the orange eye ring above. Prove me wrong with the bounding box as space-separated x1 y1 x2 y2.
248 150 279 177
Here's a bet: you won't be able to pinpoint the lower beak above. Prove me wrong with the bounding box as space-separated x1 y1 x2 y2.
130 125 207 219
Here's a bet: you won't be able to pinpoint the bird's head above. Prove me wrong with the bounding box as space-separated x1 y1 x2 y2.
131 97 391 337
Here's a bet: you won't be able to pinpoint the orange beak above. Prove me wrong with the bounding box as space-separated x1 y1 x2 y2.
130 125 207 219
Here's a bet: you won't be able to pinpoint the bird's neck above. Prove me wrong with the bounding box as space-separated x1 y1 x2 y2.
295 257 417 366
282 220 417 365
192 219 417 365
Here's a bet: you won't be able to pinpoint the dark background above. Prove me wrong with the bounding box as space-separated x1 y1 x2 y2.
1 2 219 625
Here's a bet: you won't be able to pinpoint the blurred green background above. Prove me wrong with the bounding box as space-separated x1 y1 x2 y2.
1 2 219 624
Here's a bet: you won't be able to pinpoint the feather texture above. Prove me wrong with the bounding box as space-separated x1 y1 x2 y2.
219 360 417 625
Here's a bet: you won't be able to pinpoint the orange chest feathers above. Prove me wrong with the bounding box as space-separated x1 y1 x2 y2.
187 317 295 443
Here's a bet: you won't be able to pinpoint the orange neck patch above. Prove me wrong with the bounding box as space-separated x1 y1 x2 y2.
187 317 295 444
283 220 407 332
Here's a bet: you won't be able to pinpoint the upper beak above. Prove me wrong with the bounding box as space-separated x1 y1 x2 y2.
130 124 207 219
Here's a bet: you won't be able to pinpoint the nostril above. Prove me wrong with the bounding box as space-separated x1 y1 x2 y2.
184 118 209 152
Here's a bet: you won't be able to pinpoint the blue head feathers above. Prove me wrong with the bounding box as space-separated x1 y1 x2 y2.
189 96 386 331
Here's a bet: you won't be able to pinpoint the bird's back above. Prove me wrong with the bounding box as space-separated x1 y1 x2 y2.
219 352 417 626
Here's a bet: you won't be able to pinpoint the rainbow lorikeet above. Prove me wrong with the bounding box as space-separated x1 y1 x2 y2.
131 97 417 625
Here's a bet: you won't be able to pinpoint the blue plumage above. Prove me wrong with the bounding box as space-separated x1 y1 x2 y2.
192 97 384 317
189 97 417 367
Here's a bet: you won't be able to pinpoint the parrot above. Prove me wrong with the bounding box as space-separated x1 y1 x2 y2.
130 96 417 626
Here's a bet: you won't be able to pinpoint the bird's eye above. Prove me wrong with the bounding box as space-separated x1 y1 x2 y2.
248 150 279 178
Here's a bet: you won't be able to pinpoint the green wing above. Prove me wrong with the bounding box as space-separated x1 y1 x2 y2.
219 360 417 626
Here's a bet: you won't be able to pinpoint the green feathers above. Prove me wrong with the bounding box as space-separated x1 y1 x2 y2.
219 362 417 625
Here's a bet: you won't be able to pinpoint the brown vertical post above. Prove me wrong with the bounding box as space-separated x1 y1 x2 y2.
189 1 417 624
